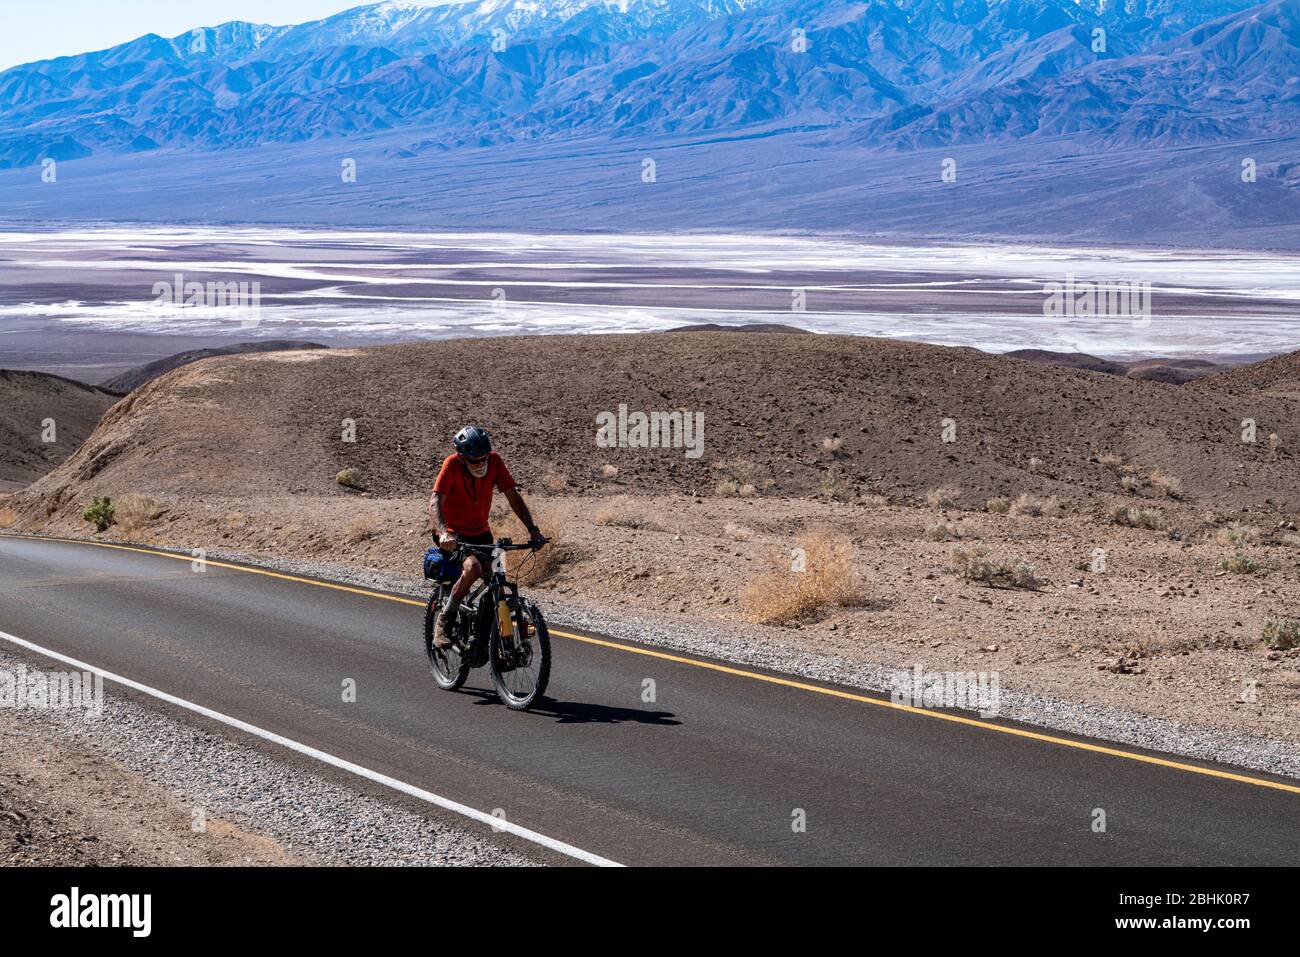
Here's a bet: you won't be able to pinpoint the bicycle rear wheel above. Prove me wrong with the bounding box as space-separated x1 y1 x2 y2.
490 598 550 710
425 588 470 691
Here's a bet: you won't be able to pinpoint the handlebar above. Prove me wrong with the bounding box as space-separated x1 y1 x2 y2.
446 537 546 555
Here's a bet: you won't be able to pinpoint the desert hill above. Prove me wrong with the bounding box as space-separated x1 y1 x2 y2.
1194 350 1300 400
0 371 119 490
11 332 1300 520
1004 349 1228 384
100 340 329 394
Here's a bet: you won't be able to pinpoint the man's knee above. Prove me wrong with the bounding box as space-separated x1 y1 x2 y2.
462 556 484 581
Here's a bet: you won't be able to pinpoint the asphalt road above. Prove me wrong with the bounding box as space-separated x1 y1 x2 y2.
1 535 1297 866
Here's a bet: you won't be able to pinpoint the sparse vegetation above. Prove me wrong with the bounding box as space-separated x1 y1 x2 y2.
1098 452 1126 472
950 545 1043 590
818 465 856 503
343 514 380 544
1148 469 1184 500
924 522 959 541
1220 552 1259 575
114 494 166 537
1213 523 1259 547
81 496 116 533
0 507 17 529
985 496 1011 514
1263 618 1300 651
595 496 664 531
1109 503 1166 530
822 435 844 455
600 464 619 480
506 512 569 585
723 522 754 541
1120 475 1142 493
925 486 960 508
1009 492 1060 518
742 529 868 625
540 472 569 494
335 467 365 490
716 478 757 498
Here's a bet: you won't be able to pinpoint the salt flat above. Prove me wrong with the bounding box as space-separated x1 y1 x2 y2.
2 227 1298 380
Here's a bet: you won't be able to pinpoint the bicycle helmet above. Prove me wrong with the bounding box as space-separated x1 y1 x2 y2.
453 425 492 458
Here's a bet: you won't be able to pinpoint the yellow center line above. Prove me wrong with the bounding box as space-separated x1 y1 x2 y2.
10 533 1300 796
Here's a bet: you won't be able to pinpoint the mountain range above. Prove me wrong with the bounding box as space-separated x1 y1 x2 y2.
1 0 1296 167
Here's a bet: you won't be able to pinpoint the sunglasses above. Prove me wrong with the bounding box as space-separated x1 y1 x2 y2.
464 454 489 465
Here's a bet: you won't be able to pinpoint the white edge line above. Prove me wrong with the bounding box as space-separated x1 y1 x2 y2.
0 628 624 868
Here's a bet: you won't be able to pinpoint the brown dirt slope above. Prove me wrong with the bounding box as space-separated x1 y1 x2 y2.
1195 350 1300 399
100 339 328 394
9 332 1300 519
0 371 118 490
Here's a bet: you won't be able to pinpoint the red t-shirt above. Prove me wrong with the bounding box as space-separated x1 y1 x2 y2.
432 451 516 536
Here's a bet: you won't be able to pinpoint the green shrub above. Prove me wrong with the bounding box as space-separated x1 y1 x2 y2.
1263 619 1300 651
950 545 1042 590
81 496 116 533
1221 552 1259 575
335 468 365 490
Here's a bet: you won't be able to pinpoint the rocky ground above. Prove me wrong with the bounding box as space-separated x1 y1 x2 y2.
3 331 1300 863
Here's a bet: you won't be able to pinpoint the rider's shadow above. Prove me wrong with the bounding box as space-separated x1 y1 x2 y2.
464 689 681 726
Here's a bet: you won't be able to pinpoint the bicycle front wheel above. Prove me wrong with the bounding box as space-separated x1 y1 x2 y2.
425 589 470 691
490 598 551 710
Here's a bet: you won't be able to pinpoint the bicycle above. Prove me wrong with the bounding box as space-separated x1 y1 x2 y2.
423 538 551 711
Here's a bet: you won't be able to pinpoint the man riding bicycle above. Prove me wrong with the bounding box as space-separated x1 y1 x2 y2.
429 425 545 649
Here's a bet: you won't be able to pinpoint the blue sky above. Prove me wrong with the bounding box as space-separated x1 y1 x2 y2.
0 0 453 71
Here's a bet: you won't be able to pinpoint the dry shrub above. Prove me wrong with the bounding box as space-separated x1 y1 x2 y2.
985 496 1011 514
1214 523 1259 547
925 486 960 508
343 514 380 544
114 494 166 536
723 522 754 541
1148 469 1184 499
1010 493 1060 518
1220 552 1259 575
1263 619 1300 651
0 507 18 529
541 472 569 494
822 436 843 455
742 529 868 625
1098 452 1126 472
594 496 663 531
506 512 569 585
818 465 856 503
950 546 1042 590
924 522 960 542
1109 503 1166 530
600 464 619 480
716 479 757 498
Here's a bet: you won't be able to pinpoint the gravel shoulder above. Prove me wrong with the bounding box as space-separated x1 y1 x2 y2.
0 642 536 867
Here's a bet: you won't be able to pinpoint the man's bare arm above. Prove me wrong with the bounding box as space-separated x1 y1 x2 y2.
503 487 541 537
429 491 451 540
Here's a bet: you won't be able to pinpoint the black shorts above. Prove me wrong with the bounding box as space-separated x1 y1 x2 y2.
456 530 495 565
